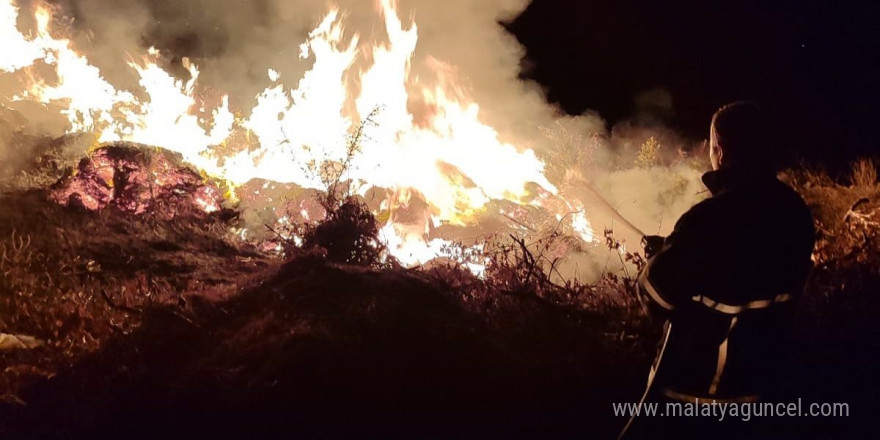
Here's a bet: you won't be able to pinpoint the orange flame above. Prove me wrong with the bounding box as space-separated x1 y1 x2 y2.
0 0 594 265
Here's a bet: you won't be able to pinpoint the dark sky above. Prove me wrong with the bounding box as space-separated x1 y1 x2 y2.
509 0 879 172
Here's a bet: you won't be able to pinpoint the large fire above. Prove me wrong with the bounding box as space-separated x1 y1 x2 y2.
0 0 596 265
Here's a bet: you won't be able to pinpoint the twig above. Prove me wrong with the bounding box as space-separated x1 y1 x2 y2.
510 234 536 286
169 309 203 330
844 197 871 221
501 214 537 232
100 288 142 315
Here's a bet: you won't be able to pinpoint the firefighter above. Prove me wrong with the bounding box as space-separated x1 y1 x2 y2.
619 102 816 439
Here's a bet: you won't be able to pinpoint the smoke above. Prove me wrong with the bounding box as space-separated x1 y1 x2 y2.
34 0 699 159
49 0 563 144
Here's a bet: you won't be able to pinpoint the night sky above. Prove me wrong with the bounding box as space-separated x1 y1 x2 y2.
510 0 879 173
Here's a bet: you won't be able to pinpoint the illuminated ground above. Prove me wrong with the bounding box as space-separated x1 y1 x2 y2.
0 147 876 439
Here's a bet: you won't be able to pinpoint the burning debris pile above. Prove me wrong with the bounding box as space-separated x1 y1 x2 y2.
49 143 227 219
0 0 718 278
0 0 615 269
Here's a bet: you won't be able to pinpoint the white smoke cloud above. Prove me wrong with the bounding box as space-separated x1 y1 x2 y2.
37 0 572 146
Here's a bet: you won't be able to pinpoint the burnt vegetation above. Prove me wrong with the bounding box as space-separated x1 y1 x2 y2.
0 141 876 439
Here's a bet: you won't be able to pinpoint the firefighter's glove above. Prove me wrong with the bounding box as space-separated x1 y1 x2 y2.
641 235 665 259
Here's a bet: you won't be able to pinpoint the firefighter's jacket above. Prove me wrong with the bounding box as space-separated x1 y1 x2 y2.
637 167 815 402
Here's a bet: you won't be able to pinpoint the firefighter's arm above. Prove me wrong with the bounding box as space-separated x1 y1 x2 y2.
636 204 714 317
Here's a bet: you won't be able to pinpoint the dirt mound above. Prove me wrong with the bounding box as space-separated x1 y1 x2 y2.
0 254 647 440
0 144 273 406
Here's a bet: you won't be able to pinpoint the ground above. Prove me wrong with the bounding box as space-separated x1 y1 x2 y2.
0 146 876 439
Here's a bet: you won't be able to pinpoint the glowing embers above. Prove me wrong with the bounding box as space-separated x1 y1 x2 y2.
50 144 225 219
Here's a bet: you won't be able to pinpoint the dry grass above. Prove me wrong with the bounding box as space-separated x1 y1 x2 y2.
0 189 275 402
781 160 880 347
849 157 878 189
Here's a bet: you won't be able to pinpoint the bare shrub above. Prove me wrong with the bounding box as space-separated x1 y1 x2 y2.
301 197 387 266
268 108 391 267
635 136 662 168
316 108 379 212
